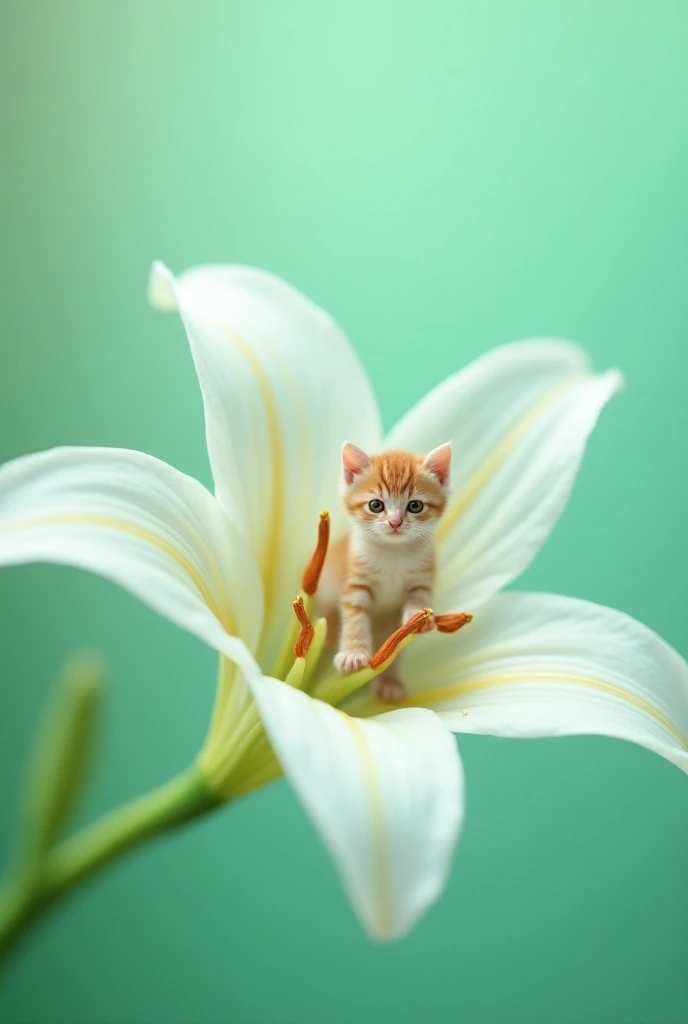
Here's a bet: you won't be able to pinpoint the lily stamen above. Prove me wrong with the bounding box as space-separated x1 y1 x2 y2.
369 608 433 668
301 511 330 596
435 612 473 633
293 596 315 658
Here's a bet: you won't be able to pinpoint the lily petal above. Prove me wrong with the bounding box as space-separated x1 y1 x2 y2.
245 674 464 939
400 592 688 773
0 446 263 669
386 340 622 610
149 261 383 660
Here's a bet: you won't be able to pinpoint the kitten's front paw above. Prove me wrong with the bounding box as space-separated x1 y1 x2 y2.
371 676 407 703
404 609 435 633
334 649 370 674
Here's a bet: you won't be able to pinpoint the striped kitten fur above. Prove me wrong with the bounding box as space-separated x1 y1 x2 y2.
318 442 452 702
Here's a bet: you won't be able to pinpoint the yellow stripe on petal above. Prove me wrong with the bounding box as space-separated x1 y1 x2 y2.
235 671 462 940
215 320 285 615
0 512 234 630
436 375 583 544
339 712 392 938
409 671 688 749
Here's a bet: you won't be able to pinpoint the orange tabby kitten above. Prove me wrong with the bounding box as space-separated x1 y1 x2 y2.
318 442 452 703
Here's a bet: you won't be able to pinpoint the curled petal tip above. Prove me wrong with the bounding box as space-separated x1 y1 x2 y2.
601 367 626 396
147 260 178 311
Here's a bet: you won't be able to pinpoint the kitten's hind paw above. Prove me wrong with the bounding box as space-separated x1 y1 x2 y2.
371 676 407 704
334 649 370 674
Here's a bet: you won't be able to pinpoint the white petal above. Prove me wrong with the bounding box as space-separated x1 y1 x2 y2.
246 675 463 939
386 339 622 610
0 447 263 667
149 261 382 660
402 592 688 773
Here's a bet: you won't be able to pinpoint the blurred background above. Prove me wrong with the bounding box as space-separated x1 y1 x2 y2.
1 1 686 1021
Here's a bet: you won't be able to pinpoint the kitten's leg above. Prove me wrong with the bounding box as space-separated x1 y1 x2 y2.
315 597 339 649
402 585 435 633
373 589 435 702
370 611 407 703
371 658 407 703
324 607 339 649
334 587 372 674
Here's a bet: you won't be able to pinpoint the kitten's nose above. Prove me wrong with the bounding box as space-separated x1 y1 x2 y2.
387 517 403 531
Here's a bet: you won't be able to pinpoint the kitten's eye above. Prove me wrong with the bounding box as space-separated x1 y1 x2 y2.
368 499 385 513
407 499 424 513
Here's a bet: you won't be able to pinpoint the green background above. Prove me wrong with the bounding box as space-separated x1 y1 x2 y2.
1 1 687 1021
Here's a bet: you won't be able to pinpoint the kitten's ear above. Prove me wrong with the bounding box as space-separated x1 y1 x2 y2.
423 442 452 486
341 442 371 486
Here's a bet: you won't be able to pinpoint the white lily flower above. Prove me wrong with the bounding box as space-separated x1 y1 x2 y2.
1 261 686 943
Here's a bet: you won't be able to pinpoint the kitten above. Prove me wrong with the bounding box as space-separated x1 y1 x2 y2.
318 442 452 703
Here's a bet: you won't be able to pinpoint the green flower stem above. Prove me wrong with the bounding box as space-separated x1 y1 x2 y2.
0 765 220 961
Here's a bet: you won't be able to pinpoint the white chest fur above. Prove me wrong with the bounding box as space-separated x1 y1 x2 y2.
351 532 432 614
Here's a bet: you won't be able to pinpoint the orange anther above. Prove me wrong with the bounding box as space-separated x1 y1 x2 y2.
435 612 473 633
293 597 315 658
301 511 331 597
369 608 433 669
